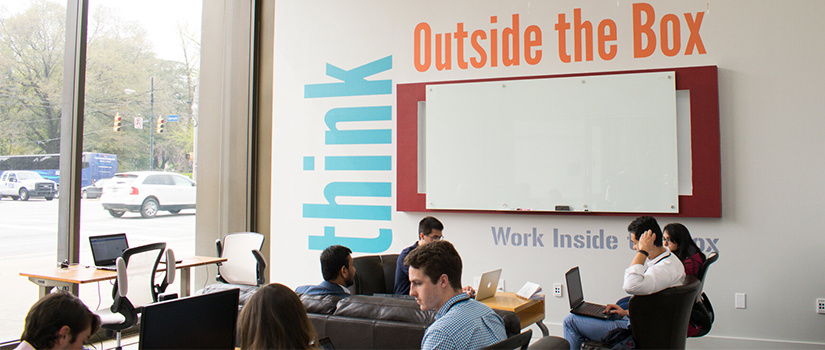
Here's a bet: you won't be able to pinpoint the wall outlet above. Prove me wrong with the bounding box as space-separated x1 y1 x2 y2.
817 299 825 314
553 283 563 297
735 293 746 309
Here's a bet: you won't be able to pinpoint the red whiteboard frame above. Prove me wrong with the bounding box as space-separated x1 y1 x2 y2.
397 66 720 217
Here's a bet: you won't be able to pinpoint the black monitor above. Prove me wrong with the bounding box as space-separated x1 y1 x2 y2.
139 288 239 350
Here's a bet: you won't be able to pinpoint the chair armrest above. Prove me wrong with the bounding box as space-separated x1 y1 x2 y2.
252 249 267 286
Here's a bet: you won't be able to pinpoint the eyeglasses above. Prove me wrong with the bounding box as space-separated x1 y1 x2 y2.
428 234 443 241
664 237 674 243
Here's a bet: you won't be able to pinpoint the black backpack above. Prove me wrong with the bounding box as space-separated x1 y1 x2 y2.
689 292 715 337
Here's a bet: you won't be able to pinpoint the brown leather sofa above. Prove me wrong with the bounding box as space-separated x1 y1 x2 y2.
300 294 521 350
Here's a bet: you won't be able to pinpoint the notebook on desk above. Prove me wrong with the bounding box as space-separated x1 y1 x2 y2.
474 268 502 301
565 266 612 320
89 233 129 271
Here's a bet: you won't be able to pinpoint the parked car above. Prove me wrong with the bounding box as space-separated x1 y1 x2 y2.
100 171 196 218
0 170 58 201
80 178 112 199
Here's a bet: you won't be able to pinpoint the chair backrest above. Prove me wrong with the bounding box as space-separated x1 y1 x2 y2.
628 276 701 349
695 252 718 293
218 232 265 285
115 242 166 308
481 329 532 350
350 254 399 295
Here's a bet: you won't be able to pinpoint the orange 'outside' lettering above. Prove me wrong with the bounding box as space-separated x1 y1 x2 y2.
524 25 542 65
455 23 469 69
633 3 656 58
414 22 431 72
502 14 520 67
470 30 488 68
435 33 452 71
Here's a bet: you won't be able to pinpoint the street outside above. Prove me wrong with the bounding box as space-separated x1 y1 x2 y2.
0 197 195 341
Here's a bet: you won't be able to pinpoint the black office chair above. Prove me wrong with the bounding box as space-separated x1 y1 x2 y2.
96 243 176 350
481 329 532 350
348 254 399 295
628 275 702 349
690 252 718 337
527 335 570 350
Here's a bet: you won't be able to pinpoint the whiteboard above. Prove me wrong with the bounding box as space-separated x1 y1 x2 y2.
424 72 679 213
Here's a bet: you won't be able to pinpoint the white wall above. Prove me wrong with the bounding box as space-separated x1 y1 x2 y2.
271 1 825 347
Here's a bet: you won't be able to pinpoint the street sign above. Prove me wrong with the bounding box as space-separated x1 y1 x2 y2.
134 116 143 129
167 115 179 122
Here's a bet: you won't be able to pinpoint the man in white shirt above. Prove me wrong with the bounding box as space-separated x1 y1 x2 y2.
562 216 685 350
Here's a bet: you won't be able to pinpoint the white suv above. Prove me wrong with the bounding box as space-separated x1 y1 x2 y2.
100 171 196 218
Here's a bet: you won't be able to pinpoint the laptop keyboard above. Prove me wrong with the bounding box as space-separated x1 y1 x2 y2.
579 302 606 316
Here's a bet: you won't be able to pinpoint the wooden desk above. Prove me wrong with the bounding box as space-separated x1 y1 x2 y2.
480 292 549 337
20 256 226 299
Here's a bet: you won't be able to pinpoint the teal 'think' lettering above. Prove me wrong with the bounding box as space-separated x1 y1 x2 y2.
325 106 391 145
326 156 391 171
302 182 391 221
304 56 392 98
308 226 392 253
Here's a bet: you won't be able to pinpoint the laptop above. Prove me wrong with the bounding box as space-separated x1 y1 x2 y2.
565 266 612 320
474 269 502 301
89 233 129 271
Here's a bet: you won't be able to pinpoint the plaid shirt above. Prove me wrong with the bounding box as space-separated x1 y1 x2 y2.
421 293 507 350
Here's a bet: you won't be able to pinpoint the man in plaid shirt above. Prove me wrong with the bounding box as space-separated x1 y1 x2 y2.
405 240 507 350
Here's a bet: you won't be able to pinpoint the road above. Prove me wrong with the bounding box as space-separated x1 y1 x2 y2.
0 197 196 341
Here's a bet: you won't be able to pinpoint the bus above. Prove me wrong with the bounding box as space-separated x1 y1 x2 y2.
0 153 118 187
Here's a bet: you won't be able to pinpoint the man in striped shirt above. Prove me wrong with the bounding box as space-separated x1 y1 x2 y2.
405 240 507 350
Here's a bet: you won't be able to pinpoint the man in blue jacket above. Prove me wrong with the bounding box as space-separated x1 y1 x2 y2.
296 245 356 298
394 216 444 295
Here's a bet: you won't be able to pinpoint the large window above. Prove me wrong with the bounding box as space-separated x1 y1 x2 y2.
0 0 202 340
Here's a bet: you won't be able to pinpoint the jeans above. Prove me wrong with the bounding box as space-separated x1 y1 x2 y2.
562 314 630 350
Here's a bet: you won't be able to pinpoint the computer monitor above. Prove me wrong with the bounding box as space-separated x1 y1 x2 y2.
139 288 239 350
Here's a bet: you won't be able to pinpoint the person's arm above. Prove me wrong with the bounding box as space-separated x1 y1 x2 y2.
421 328 455 350
623 231 671 295
604 303 629 317
683 253 703 277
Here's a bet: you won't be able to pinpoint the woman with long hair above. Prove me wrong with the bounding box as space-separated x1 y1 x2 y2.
663 223 706 277
237 283 317 349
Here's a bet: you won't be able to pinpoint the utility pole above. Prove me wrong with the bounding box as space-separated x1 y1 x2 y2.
149 76 154 170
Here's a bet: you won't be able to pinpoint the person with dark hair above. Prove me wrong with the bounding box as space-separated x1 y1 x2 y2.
237 283 317 349
664 222 707 337
393 216 445 295
296 245 356 298
405 240 506 350
663 223 706 278
562 216 685 350
17 291 101 350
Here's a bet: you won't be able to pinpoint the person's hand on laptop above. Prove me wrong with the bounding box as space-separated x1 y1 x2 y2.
604 303 628 317
463 285 476 298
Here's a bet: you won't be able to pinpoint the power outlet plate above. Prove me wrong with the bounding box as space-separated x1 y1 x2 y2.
735 293 746 309
553 283 563 297
817 299 825 314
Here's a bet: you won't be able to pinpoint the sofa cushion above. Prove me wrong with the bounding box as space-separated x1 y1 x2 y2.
299 293 341 315
333 295 434 324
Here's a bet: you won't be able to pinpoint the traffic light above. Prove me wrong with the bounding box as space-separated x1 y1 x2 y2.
156 116 165 134
113 113 122 132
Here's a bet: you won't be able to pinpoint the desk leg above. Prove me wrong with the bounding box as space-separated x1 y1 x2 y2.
180 266 191 297
28 276 74 298
537 321 549 337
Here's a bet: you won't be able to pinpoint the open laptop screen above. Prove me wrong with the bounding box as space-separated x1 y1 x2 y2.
565 266 585 308
89 233 129 266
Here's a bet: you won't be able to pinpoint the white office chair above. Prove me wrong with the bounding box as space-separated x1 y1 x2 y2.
197 232 266 309
96 243 175 350
215 232 266 286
